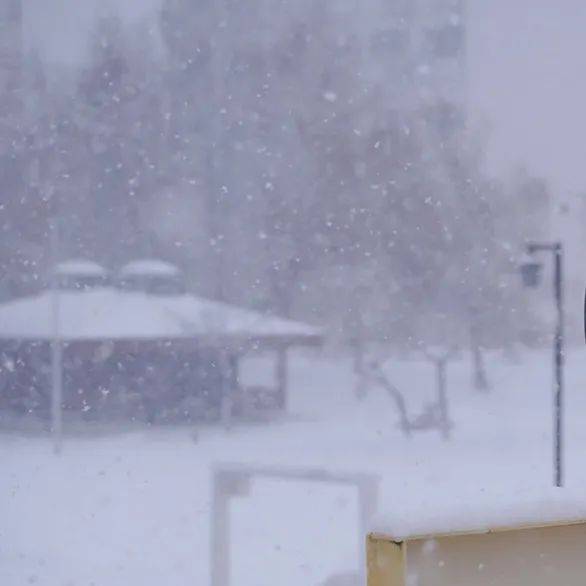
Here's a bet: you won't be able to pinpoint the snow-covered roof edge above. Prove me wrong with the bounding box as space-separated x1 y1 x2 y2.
120 259 181 277
371 491 586 541
0 288 324 344
55 259 109 276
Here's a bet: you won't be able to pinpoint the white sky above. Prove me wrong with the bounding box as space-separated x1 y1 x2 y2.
23 0 586 197
468 1 586 196
23 0 162 63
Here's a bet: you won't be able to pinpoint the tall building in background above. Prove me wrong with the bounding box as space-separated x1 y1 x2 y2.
331 0 467 134
0 0 22 91
0 0 24 301
160 0 467 136
0 0 23 149
413 0 467 110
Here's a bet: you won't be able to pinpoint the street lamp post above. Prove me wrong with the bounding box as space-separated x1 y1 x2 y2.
519 242 564 487
50 219 63 455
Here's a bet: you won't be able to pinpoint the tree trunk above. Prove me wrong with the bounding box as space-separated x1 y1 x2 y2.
470 321 489 392
471 341 489 392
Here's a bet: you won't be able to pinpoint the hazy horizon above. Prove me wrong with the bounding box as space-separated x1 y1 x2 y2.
25 0 586 197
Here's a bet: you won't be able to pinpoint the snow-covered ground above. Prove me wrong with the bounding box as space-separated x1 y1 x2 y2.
3 349 586 586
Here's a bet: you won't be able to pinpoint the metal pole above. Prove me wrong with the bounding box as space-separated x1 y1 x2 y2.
527 241 565 486
437 358 450 441
206 0 228 302
275 346 288 411
50 221 63 454
210 472 231 586
553 243 564 487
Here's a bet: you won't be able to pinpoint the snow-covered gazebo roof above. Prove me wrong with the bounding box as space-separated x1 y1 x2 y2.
118 259 185 295
119 259 180 277
0 288 322 346
55 259 108 277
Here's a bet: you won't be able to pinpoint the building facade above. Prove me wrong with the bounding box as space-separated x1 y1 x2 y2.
0 0 22 152
0 0 22 101
339 0 468 131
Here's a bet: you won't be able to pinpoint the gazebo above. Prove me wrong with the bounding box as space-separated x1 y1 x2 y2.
0 260 322 423
118 259 186 295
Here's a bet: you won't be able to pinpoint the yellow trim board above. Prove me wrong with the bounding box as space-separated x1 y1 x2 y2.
368 519 586 586
367 534 405 586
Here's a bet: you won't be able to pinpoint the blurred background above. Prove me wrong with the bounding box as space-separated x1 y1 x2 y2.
2 1 586 585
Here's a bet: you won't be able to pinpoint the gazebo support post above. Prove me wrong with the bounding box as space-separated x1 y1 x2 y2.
276 346 288 411
219 349 233 430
